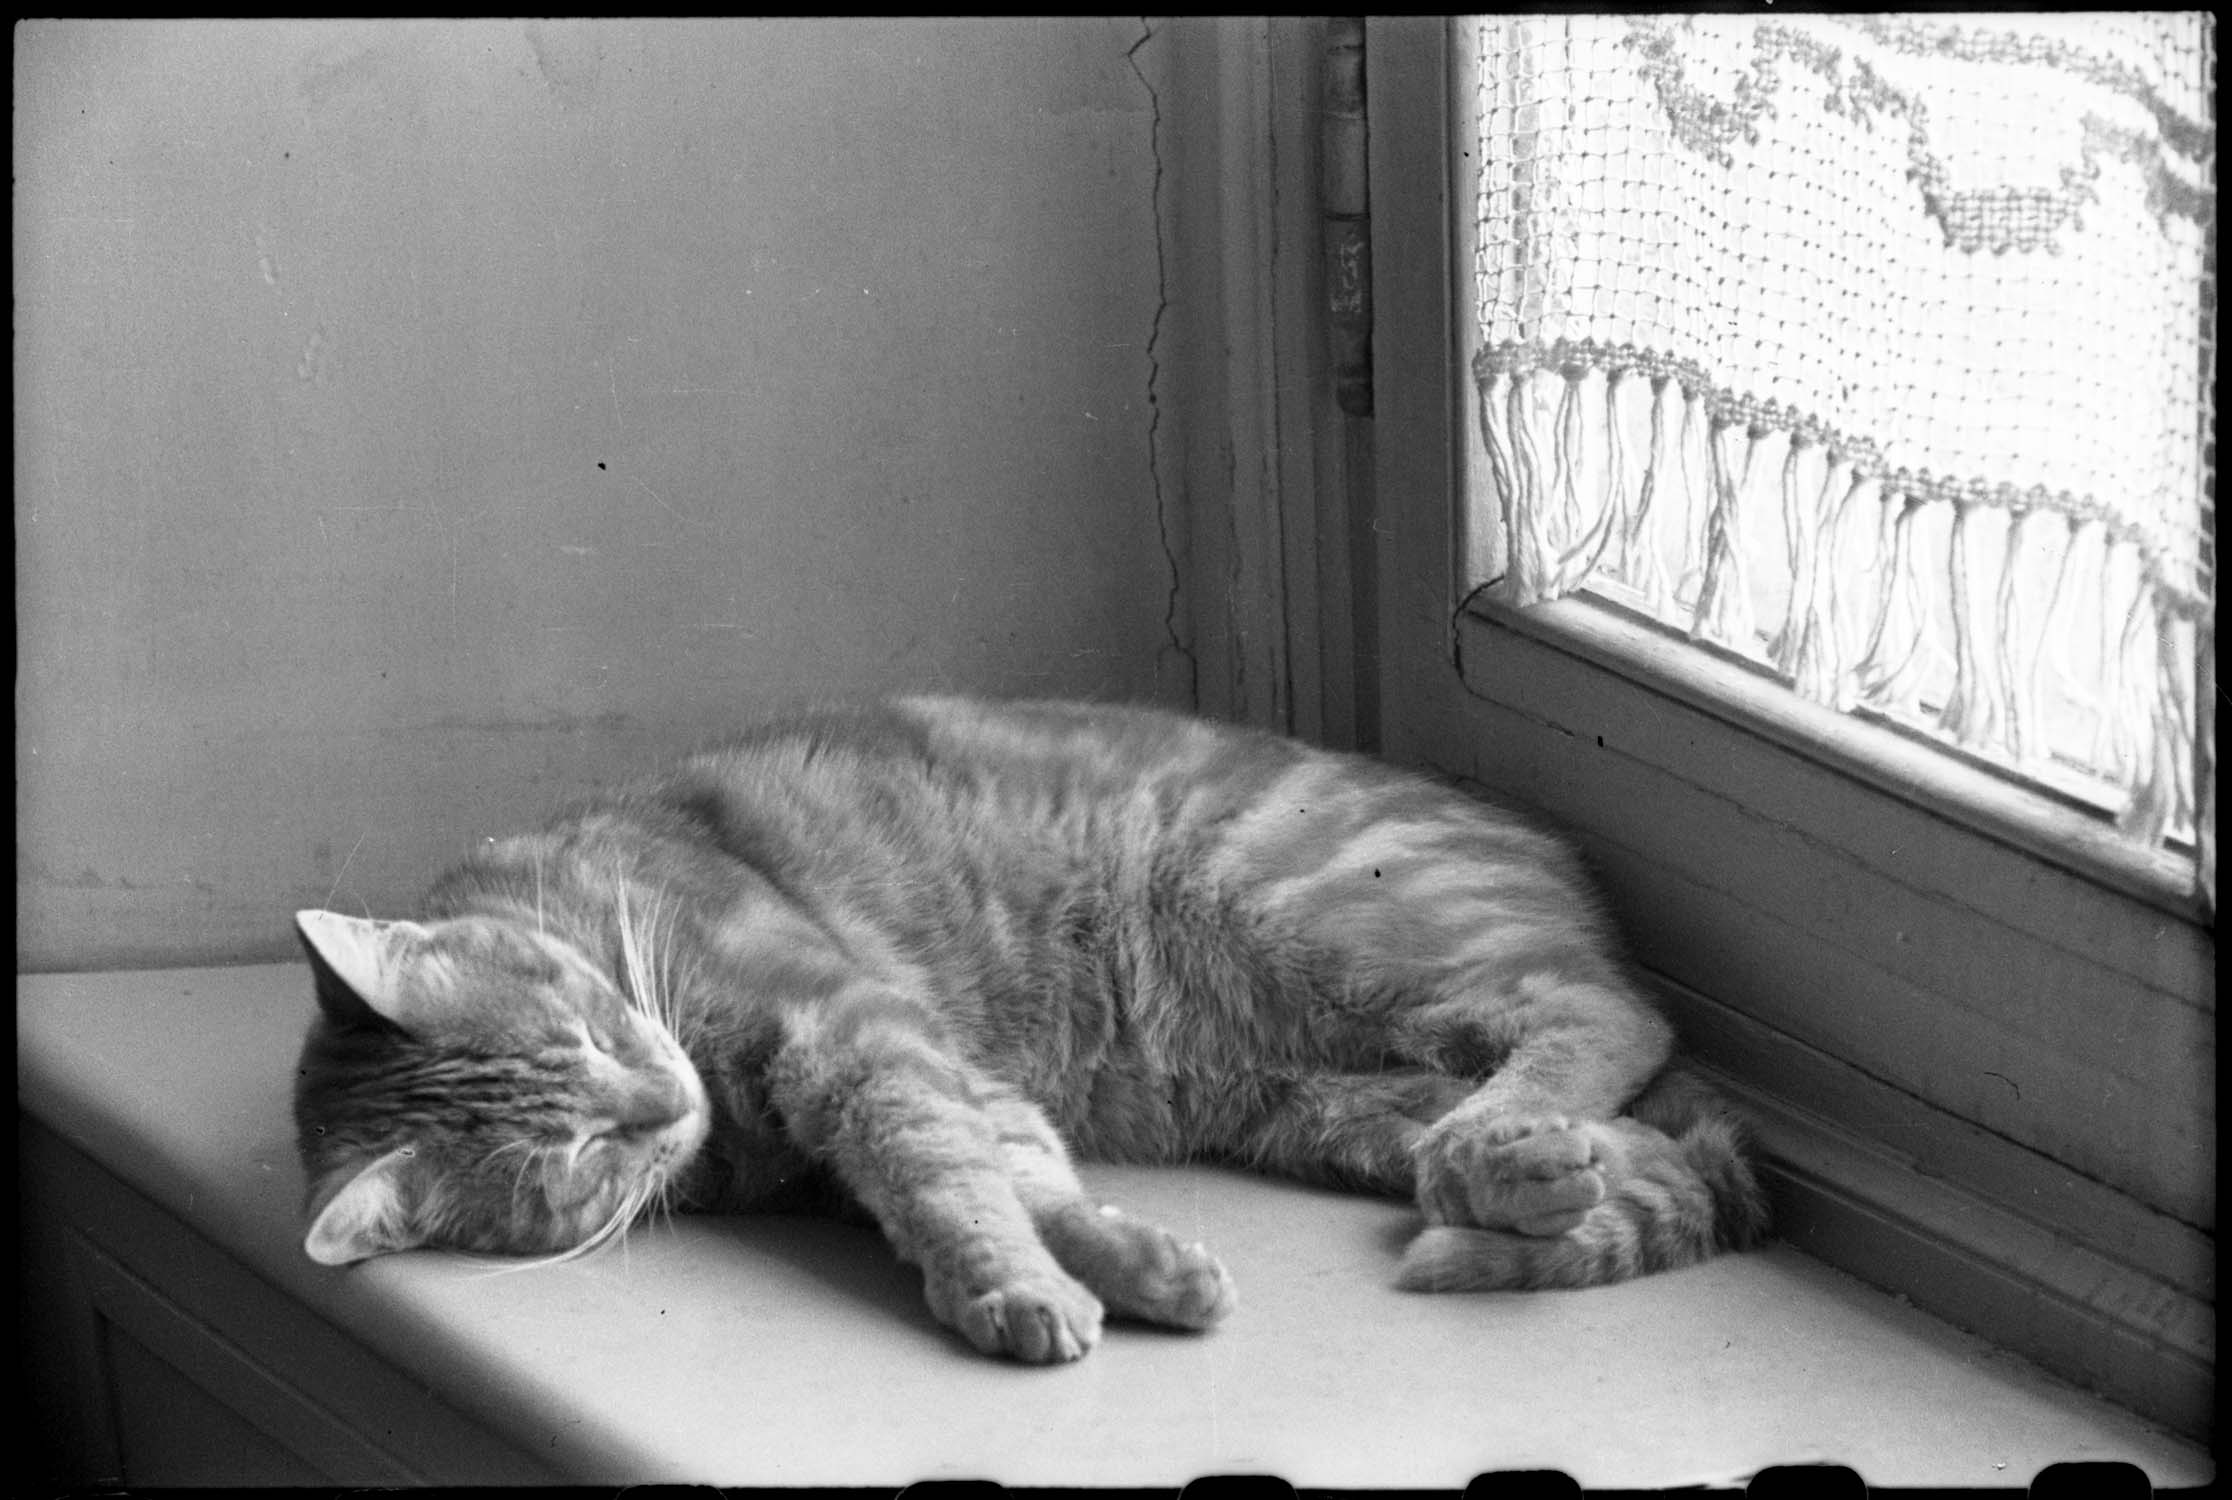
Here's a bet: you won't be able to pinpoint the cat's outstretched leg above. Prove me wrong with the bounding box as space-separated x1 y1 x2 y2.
767 1000 1105 1363
982 1093 1236 1330
1397 970 1675 1237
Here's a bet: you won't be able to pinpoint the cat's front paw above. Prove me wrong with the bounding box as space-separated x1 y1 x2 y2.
1040 1202 1236 1330
1101 1214 1237 1329
1135 1235 1237 1329
1412 1113 1612 1236
933 1271 1105 1363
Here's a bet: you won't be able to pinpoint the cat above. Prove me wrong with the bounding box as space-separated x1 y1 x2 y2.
292 695 1767 1362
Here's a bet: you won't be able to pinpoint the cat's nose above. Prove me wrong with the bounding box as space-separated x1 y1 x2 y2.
608 1072 691 1135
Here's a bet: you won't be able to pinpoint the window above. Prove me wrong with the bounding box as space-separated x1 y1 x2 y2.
1456 13 2213 900
1361 16 2213 1436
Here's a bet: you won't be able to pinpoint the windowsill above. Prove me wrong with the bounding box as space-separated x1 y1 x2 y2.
18 963 2210 1488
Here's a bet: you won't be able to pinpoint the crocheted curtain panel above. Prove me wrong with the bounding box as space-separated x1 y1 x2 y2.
1467 14 2215 861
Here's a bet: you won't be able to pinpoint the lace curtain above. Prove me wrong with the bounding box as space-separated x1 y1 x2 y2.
1466 14 2215 889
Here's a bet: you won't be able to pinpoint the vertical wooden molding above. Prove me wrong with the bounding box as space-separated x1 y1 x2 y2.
1307 18 1378 752
1163 18 1375 747
1322 18 1372 419
1363 18 1462 773
1216 18 1292 733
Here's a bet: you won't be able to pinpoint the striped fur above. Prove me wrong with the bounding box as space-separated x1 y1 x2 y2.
293 696 1767 1361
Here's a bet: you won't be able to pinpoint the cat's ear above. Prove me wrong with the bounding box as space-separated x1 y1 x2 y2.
303 1148 434 1266
295 910 430 1030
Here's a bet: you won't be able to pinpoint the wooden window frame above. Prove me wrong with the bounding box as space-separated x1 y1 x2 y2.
1352 18 2213 1438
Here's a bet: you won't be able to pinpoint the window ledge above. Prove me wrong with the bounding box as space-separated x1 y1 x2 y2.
18 963 2210 1488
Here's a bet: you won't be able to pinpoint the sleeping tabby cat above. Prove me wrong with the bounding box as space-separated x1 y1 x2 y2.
293 696 1766 1362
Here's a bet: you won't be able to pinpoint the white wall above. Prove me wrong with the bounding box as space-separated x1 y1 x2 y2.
16 19 1184 968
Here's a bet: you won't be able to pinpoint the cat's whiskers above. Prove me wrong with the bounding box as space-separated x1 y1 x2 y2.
464 1155 668 1277
540 1173 659 1270
617 876 697 1055
643 894 705 1054
614 872 660 1025
476 1136 557 1222
665 930 696 1048
648 893 679 1035
648 890 679 1032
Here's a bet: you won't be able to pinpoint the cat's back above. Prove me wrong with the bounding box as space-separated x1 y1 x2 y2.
895 695 1310 851
653 694 1583 908
657 696 1297 874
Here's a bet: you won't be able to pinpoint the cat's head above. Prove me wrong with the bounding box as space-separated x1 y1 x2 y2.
290 907 711 1267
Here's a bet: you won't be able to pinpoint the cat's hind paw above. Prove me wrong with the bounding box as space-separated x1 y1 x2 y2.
1412 1114 1613 1236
